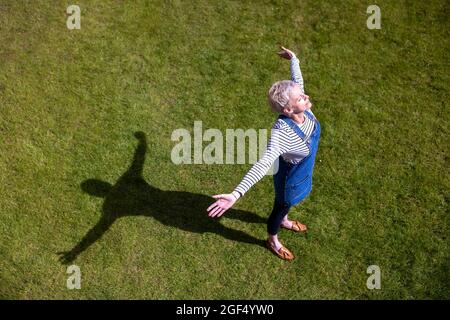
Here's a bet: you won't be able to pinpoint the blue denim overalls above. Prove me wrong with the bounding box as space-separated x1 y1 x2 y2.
274 110 321 208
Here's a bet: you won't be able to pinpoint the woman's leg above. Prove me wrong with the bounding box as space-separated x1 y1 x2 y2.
267 199 291 249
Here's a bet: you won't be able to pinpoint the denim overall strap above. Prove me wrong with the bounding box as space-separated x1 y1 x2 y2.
278 111 316 142
278 114 307 140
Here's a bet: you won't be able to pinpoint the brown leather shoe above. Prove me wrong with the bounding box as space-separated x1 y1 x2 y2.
281 220 307 233
266 240 295 261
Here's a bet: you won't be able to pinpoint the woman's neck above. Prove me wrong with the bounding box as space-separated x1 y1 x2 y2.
291 112 305 125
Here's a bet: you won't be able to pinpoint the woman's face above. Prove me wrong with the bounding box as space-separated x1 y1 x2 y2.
285 84 312 115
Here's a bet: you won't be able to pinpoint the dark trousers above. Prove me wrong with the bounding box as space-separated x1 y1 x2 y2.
267 198 291 235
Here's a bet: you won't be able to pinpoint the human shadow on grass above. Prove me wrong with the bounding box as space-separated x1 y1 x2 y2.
58 131 266 264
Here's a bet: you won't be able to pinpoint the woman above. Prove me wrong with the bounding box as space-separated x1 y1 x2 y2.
206 46 321 261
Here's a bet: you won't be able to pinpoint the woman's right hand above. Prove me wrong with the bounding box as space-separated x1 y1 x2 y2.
207 193 238 218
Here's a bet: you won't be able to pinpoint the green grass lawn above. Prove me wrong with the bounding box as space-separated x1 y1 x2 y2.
0 0 449 299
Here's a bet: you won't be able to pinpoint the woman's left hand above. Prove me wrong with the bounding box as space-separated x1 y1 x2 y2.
277 46 296 60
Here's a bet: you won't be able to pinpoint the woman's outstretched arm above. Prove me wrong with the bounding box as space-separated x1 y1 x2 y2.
207 124 290 218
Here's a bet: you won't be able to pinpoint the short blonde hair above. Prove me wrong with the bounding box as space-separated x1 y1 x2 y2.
267 80 297 113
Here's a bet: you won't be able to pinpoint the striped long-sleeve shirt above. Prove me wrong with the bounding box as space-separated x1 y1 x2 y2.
233 55 316 197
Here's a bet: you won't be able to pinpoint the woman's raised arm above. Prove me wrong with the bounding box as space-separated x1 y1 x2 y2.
278 46 305 93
